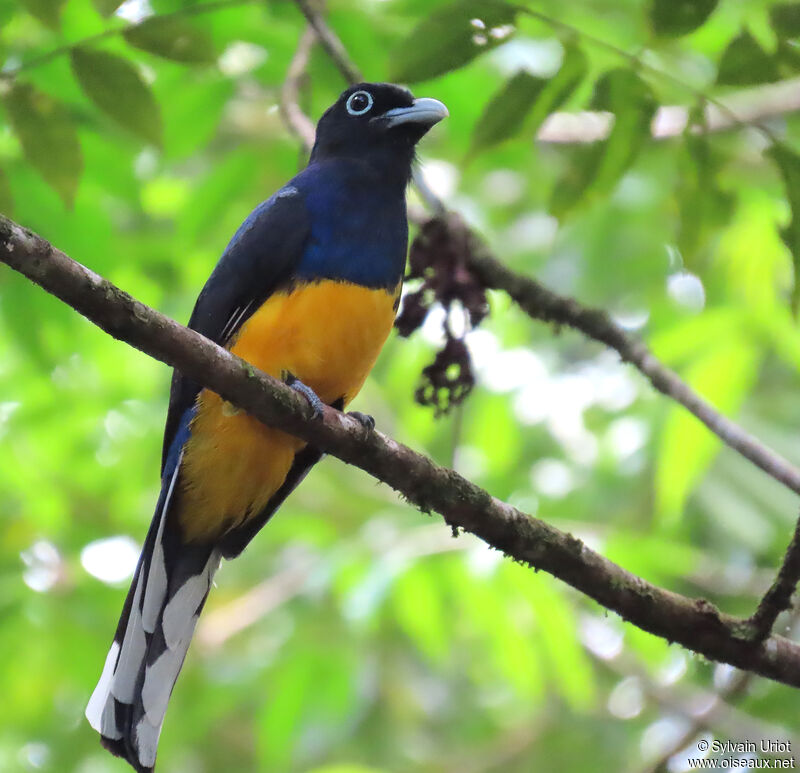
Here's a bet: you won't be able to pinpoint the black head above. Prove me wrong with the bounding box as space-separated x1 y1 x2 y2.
310 82 448 182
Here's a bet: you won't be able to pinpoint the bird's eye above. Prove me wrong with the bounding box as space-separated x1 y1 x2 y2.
346 90 373 116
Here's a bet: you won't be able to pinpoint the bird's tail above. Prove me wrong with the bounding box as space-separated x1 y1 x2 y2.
85 455 220 772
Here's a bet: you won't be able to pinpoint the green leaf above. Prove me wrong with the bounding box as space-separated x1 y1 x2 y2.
92 0 124 16
650 0 717 37
771 3 800 38
717 30 779 85
3 83 82 207
655 341 761 524
123 16 216 64
70 48 162 146
510 565 595 710
470 71 548 154
392 565 448 661
388 0 517 83
258 647 358 770
20 0 67 29
0 168 12 215
469 45 586 154
676 114 735 266
551 68 657 216
309 767 386 773
768 143 800 311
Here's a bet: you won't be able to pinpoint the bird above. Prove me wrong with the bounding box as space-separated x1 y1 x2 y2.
84 82 447 772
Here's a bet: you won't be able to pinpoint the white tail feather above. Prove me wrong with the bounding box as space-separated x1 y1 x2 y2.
85 641 120 735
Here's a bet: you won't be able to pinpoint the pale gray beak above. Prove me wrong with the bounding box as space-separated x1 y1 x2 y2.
382 97 449 129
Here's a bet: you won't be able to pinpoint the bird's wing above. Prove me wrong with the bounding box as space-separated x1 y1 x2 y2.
161 185 311 473
85 186 314 771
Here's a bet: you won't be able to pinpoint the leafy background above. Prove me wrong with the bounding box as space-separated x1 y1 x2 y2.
2 0 800 771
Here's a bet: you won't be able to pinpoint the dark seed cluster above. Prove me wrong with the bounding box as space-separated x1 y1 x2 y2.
395 215 490 416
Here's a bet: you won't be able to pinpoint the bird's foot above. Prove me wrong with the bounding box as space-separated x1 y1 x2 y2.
282 371 324 420
348 411 375 431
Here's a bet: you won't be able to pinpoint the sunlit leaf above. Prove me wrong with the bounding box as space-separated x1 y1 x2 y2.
650 0 717 36
70 48 162 146
470 71 547 154
510 565 595 710
20 0 66 29
717 30 779 85
0 168 12 215
3 83 82 207
257 647 358 770
604 533 701 584
392 564 448 661
309 767 387 773
451 562 545 698
389 0 517 83
123 16 216 64
156 70 232 158
655 341 761 524
469 45 586 154
551 68 657 216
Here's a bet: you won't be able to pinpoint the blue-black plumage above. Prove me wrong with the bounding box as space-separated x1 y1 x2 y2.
86 82 447 772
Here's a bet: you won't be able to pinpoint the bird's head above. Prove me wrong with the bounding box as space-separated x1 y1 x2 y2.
310 82 448 180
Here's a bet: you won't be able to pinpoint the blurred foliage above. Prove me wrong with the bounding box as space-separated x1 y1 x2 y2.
3 0 800 771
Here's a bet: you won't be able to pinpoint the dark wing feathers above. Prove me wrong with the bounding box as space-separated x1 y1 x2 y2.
88 188 314 771
161 187 311 473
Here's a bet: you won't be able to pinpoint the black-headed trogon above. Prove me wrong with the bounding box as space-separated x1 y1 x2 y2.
85 83 447 772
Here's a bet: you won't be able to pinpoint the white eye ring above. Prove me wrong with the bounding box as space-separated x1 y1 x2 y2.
346 90 373 116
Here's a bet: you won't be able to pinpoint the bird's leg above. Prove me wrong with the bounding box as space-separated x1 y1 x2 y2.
282 371 324 420
348 411 375 431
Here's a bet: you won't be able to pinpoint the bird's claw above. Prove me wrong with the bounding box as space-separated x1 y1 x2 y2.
348 411 375 431
283 371 324 420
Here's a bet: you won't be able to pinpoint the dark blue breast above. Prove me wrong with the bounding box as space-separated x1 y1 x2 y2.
292 160 408 289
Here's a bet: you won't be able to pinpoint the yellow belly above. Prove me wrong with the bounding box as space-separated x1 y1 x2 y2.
178 279 399 541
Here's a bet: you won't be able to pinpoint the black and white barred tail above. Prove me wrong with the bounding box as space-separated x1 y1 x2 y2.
85 458 219 772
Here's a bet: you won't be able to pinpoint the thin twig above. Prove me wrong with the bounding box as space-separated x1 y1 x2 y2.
589 642 799 772
5 213 800 688
641 670 753 773
433 211 800 498
279 25 316 154
291 0 450 215
288 4 800 677
197 558 313 649
293 0 362 84
642 618 800 772
636 608 800 773
287 0 800 498
513 4 781 146
538 78 800 143
748 517 800 641
198 524 465 648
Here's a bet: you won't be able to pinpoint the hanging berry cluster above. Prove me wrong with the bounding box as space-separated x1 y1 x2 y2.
395 214 490 417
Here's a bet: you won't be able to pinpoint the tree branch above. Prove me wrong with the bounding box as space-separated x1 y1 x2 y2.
293 0 361 84
748 518 800 641
642 669 753 773
538 78 800 144
4 213 800 688
290 0 800 499
513 5 780 146
423 212 800 497
279 25 316 154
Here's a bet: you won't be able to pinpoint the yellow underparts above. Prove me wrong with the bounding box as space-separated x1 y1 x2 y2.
178 279 399 541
